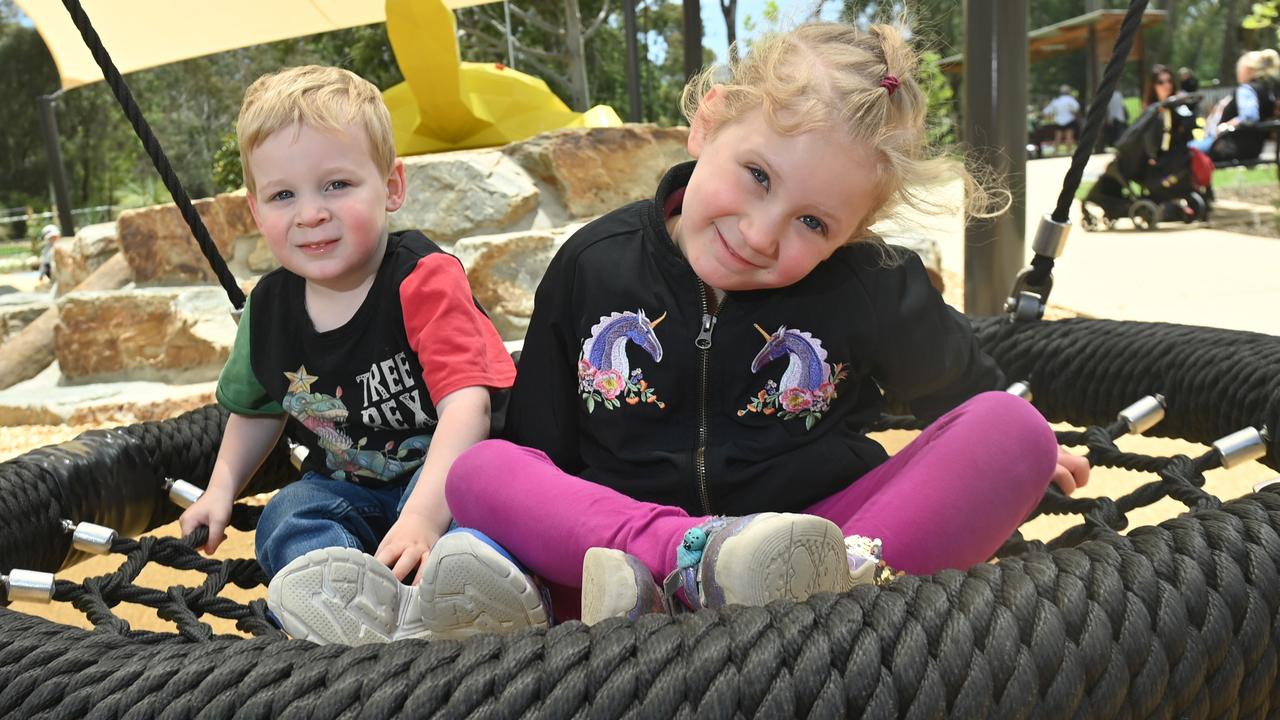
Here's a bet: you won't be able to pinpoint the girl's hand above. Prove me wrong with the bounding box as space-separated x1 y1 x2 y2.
375 511 444 585
178 489 234 554
1052 446 1091 496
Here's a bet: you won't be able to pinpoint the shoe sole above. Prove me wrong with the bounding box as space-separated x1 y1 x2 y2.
705 513 849 607
581 547 660 625
418 531 549 639
268 546 418 645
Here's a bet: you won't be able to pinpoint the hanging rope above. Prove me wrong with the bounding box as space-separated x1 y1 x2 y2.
55 0 246 310
1019 0 1151 300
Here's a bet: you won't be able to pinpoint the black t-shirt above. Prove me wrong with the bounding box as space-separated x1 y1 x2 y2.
218 231 515 484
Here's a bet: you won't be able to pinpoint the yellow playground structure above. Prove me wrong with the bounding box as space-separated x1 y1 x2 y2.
383 0 622 155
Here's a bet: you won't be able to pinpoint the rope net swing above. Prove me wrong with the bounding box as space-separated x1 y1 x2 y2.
2 0 1280 716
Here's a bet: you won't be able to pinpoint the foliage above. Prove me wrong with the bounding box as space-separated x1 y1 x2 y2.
211 131 243 194
453 0 697 124
1244 1 1279 29
917 51 956 145
0 9 62 210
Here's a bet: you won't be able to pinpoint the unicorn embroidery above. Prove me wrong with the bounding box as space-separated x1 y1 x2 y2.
741 324 847 430
578 309 667 412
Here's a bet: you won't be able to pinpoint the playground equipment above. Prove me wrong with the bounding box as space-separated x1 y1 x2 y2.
382 0 621 156
2 0 1279 716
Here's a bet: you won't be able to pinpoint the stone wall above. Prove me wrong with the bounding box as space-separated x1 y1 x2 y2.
4 124 945 400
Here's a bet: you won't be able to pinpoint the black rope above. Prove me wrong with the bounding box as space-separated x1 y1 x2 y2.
55 0 246 310
1016 0 1153 295
1051 0 1150 224
0 405 295 575
2 316 1275 642
2 488 1279 717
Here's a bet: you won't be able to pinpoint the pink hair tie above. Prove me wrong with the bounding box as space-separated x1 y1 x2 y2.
880 74 900 95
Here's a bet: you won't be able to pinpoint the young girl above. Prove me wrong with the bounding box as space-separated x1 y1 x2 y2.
445 21 1089 622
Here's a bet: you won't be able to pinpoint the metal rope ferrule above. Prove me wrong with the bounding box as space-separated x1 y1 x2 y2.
1118 395 1167 436
61 519 118 554
1005 215 1072 323
1032 213 1071 258
1213 427 1268 469
1 570 55 604
165 478 204 509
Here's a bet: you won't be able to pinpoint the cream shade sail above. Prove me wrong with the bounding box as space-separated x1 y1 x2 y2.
16 0 498 89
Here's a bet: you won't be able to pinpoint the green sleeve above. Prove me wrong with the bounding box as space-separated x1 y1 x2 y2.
215 297 284 416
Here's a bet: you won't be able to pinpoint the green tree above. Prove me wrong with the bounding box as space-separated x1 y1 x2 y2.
455 0 695 124
0 15 59 212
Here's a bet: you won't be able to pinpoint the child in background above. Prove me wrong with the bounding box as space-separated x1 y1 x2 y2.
179 66 548 644
443 21 1089 623
37 224 59 285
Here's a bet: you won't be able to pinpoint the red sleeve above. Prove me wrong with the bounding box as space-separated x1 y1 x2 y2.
401 253 516 406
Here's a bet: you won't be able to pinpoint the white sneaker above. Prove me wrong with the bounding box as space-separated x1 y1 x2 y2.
581 547 664 625
267 547 429 645
417 529 550 640
845 535 888 587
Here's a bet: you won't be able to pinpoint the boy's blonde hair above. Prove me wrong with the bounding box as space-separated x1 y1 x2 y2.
682 22 1006 247
237 65 395 195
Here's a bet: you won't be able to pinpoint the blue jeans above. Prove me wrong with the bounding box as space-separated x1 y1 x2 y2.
256 470 421 579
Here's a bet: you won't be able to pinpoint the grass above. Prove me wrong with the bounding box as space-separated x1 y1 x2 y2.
1075 162 1277 200
0 241 35 258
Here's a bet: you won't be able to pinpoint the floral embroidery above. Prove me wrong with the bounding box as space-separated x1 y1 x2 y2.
579 359 666 412
578 309 667 413
739 324 847 430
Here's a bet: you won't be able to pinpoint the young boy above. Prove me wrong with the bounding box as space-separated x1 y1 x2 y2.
37 224 59 284
179 65 548 645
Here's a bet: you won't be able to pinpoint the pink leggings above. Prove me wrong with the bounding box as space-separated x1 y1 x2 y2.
446 391 1057 616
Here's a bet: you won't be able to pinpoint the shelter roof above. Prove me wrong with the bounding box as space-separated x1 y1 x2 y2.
941 8 1168 73
16 0 495 89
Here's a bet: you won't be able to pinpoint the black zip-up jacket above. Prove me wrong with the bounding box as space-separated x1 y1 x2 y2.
504 162 1003 516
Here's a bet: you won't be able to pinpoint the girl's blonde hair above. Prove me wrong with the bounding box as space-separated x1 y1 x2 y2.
237 65 396 195
681 22 1007 250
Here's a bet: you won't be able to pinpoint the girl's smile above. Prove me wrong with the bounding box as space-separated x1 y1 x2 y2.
671 97 880 294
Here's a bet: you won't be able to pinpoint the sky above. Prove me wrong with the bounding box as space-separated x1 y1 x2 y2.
700 0 844 63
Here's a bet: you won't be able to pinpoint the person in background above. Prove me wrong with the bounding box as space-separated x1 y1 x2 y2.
1042 84 1081 154
1105 89 1129 148
37 224 59 285
1190 50 1278 162
1178 67 1199 94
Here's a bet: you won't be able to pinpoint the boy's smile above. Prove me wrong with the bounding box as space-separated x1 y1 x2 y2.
670 103 879 294
247 122 406 293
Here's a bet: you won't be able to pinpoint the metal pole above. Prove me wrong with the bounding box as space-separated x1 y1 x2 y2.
683 0 702 82
503 0 515 67
962 0 1027 316
36 92 75 238
624 0 642 122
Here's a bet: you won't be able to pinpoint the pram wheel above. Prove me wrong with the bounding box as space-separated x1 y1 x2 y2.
1186 191 1208 222
1130 199 1159 230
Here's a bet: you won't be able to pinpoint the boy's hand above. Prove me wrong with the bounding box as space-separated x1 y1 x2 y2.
1052 446 1091 496
375 509 445 585
178 488 234 554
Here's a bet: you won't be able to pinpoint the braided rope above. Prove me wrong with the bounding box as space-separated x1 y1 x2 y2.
54 0 245 309
0 317 1276 716
0 405 294 575
1 489 1278 717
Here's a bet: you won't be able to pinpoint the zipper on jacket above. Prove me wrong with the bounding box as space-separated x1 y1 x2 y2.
694 284 721 515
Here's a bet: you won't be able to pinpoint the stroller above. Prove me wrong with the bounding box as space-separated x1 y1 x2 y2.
1080 94 1212 231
